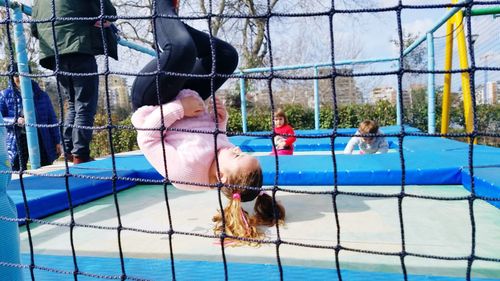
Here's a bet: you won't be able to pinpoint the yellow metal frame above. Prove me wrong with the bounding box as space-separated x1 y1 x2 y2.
441 0 475 142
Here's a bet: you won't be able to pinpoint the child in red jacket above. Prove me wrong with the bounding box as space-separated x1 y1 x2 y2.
270 109 296 155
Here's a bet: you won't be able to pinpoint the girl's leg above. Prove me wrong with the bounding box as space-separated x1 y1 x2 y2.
131 0 197 110
276 149 293 155
182 25 239 100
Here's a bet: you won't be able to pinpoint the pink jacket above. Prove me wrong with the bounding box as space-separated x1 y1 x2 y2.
131 90 234 191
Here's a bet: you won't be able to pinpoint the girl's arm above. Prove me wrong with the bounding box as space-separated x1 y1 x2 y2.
131 93 205 172
284 125 296 147
343 136 359 154
132 100 185 142
377 137 389 153
131 101 185 180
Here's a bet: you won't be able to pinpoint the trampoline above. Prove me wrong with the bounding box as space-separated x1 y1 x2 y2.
17 184 500 280
1 0 499 280
2 128 499 280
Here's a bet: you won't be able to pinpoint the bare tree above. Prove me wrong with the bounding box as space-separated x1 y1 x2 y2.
112 0 281 69
114 0 154 47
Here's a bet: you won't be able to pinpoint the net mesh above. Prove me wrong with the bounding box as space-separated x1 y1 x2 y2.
0 0 499 280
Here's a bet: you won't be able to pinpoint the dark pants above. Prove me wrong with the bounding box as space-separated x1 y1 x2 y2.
57 53 99 158
131 0 239 110
11 130 28 171
11 130 51 171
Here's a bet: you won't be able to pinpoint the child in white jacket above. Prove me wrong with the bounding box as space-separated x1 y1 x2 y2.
344 120 389 154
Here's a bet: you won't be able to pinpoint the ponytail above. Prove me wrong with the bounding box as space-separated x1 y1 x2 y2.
252 192 285 226
212 162 286 246
213 190 286 246
213 192 263 246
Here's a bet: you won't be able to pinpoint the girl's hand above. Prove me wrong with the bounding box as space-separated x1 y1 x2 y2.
208 97 227 123
276 142 286 150
181 96 205 117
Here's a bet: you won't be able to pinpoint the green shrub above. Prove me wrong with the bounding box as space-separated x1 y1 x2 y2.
89 101 499 158
282 104 315 130
90 114 138 158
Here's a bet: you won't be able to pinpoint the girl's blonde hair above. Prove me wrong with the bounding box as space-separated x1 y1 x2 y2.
212 167 286 246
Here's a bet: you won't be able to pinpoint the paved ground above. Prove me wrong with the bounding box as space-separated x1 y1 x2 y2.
18 183 500 279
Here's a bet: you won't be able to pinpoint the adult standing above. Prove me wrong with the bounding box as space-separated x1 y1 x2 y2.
0 65 62 170
31 0 118 164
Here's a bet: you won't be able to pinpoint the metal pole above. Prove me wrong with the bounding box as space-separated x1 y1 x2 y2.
470 6 500 16
116 37 156 57
427 32 436 134
454 4 474 135
313 66 320 130
13 7 41 169
239 73 247 133
441 16 454 134
396 89 401 126
483 55 489 104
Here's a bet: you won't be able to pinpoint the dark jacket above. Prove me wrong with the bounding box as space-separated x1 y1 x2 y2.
31 0 118 70
0 81 61 165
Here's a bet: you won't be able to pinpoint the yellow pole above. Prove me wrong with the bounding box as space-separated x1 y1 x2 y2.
441 17 454 134
454 4 475 138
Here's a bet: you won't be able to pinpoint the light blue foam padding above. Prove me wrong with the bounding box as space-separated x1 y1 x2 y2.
21 254 499 281
231 125 420 152
0 115 23 280
7 155 161 223
462 167 500 208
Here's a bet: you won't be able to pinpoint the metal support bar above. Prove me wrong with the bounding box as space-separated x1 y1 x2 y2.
239 74 247 133
313 66 320 130
427 33 436 134
13 7 41 169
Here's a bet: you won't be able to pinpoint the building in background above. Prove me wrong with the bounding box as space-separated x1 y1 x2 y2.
475 81 498 105
369 86 414 106
318 68 363 106
371 87 396 104
98 75 130 110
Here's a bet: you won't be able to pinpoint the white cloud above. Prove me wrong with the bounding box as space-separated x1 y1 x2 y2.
404 19 434 36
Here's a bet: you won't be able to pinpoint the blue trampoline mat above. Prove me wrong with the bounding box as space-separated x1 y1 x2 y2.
230 125 419 152
20 254 499 281
7 127 500 223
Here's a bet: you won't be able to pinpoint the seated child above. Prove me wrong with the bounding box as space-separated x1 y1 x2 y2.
270 109 296 155
132 89 285 246
343 120 389 154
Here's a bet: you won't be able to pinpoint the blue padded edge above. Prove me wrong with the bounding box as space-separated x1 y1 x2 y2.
462 167 500 208
20 254 499 281
8 155 165 222
7 156 156 221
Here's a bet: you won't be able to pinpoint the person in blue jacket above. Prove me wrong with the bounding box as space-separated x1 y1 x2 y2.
0 65 62 170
